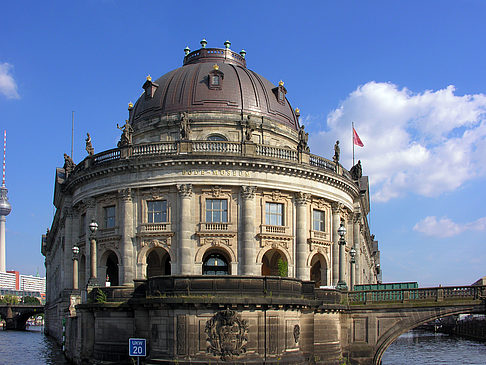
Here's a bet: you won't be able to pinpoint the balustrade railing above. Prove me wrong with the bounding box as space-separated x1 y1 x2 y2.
202 222 229 231
262 225 287 234
94 149 121 164
132 142 177 157
309 154 335 172
348 285 486 304
139 223 171 232
192 141 241 154
256 145 298 161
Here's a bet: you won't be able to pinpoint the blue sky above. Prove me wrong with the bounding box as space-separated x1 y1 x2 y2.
1 1 485 286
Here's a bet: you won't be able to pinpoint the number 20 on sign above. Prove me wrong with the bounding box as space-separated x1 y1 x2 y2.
129 338 146 364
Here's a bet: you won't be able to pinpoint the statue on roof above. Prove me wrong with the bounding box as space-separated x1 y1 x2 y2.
244 115 255 142
297 125 309 152
85 133 94 156
180 112 191 140
350 160 362 180
117 120 133 148
333 140 340 164
63 153 75 174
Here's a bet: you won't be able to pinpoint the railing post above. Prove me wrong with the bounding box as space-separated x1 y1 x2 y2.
298 151 310 164
243 141 256 157
178 141 193 154
402 290 409 303
365 292 372 304
436 288 444 302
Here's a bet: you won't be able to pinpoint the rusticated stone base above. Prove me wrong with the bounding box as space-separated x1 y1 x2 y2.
60 276 348 365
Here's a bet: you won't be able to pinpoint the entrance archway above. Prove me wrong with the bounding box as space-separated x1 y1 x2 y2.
105 251 119 286
202 250 230 275
146 248 171 277
261 249 288 277
310 253 328 287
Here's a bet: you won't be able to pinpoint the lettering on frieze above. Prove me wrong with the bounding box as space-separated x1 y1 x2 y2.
182 169 251 177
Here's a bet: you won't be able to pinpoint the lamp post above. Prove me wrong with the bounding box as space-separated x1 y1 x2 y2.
88 219 98 286
72 246 80 290
336 221 348 291
349 247 356 291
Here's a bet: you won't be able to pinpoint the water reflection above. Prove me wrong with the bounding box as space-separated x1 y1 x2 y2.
382 330 486 365
0 328 70 365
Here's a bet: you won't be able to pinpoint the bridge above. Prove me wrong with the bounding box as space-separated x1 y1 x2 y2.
0 304 44 330
344 285 486 364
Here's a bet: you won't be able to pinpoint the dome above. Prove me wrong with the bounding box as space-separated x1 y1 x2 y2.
130 45 299 132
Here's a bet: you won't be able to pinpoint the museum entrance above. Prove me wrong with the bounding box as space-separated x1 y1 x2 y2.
261 249 288 277
310 253 328 287
202 251 230 275
105 251 119 286
146 248 171 277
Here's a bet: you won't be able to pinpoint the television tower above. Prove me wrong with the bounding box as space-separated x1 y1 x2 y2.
0 131 12 272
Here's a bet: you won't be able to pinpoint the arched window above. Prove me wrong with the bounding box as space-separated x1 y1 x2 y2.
146 248 171 277
202 253 229 275
207 134 227 141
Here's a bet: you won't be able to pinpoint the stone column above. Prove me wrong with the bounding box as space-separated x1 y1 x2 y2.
120 188 134 285
331 203 343 286
86 199 97 286
353 213 361 286
177 184 194 275
295 192 310 280
73 256 79 290
240 186 257 275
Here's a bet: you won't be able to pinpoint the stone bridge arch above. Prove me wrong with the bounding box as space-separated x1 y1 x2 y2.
0 304 44 330
346 302 486 365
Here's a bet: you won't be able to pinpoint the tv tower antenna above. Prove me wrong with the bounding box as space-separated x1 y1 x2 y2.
0 130 12 272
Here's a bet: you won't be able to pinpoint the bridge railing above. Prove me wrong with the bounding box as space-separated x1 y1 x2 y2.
348 285 486 304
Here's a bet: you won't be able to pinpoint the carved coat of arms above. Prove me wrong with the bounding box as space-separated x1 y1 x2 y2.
205 309 249 360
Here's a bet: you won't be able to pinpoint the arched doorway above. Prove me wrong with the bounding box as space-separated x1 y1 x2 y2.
261 249 288 277
105 251 119 286
310 253 328 287
202 250 230 275
146 248 171 277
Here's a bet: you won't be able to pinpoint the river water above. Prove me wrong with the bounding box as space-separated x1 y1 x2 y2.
0 327 485 364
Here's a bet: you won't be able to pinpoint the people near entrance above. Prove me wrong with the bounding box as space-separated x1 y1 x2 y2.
105 275 110 287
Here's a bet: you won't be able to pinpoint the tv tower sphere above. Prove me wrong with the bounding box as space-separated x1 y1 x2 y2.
0 187 11 216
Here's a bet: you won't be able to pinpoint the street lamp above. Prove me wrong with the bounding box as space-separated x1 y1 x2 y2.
88 219 99 286
336 221 348 291
349 247 357 291
72 246 79 290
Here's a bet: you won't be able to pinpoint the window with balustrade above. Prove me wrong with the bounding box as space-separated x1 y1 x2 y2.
147 200 168 223
313 210 325 232
206 199 228 223
265 202 284 226
104 206 116 228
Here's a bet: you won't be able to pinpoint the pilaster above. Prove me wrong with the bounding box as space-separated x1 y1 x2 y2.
295 192 310 280
240 186 257 275
119 188 135 285
331 202 343 286
177 184 194 275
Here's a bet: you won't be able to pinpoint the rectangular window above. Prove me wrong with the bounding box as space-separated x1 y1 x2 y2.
206 199 228 223
104 206 116 228
147 200 167 223
265 202 283 226
313 210 325 232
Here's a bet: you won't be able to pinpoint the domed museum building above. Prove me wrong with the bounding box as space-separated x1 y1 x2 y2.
43 41 381 364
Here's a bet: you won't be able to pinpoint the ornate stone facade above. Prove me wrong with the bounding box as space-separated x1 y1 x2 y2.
42 41 381 364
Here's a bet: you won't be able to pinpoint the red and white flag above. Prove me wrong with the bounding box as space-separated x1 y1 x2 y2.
353 127 364 147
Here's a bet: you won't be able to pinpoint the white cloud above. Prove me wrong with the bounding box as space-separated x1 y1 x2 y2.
0 63 20 99
310 82 486 202
413 216 486 238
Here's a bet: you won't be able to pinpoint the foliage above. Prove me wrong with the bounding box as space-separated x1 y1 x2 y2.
95 288 107 303
22 296 41 304
0 295 20 304
277 258 288 277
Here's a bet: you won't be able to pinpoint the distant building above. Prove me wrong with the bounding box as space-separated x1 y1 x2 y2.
0 270 46 294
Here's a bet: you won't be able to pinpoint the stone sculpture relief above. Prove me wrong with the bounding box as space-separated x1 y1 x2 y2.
205 309 249 361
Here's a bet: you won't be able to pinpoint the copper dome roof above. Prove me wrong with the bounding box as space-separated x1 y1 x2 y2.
130 46 299 131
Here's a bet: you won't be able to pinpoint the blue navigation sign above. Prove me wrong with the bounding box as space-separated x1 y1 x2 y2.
129 338 146 357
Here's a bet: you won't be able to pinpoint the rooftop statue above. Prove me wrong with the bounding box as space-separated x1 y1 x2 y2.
333 140 340 164
117 120 133 148
180 112 191 140
244 115 255 142
298 125 309 152
63 153 75 174
85 133 94 156
350 160 363 180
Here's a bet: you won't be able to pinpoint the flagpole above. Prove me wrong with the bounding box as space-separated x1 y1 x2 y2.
352 122 355 166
